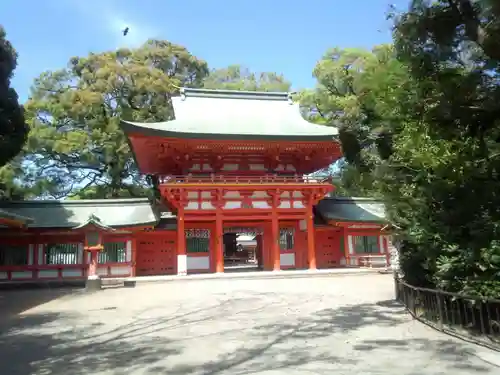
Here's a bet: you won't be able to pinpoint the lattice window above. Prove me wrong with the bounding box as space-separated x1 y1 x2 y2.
45 243 80 265
279 229 294 250
352 236 379 254
99 241 127 263
185 229 210 238
186 238 210 253
0 244 28 266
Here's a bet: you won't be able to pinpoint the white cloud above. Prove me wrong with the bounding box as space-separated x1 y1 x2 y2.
67 0 157 49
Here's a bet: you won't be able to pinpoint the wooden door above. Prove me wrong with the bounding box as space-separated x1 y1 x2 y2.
315 229 343 269
135 232 177 276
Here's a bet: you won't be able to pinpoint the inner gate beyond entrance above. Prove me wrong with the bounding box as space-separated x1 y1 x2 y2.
223 226 263 270
223 223 298 271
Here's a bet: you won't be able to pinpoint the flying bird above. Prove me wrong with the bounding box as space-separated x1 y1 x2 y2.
122 27 129 36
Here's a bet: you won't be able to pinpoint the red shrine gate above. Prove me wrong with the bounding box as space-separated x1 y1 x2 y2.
158 176 331 273
122 88 343 275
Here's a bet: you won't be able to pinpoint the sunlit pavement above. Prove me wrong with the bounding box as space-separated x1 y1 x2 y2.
0 274 498 375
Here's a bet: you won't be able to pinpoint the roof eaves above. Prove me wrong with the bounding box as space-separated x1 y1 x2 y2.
120 120 337 142
0 197 153 208
0 208 34 224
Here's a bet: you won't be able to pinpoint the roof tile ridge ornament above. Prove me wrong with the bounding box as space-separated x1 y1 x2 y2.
73 213 115 232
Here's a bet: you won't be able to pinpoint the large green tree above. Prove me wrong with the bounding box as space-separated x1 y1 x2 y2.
0 26 29 199
299 45 413 197
24 40 209 199
386 0 500 296
203 65 291 91
303 1 500 296
313 1 500 296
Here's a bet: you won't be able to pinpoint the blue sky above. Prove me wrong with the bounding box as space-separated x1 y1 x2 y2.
2 0 409 102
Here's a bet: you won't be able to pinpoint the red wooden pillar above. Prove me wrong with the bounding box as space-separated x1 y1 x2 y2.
215 213 224 273
271 213 280 271
177 207 187 275
306 208 317 270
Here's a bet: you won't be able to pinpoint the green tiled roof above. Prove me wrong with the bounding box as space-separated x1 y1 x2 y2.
0 208 34 225
315 197 387 223
0 198 160 229
120 87 339 141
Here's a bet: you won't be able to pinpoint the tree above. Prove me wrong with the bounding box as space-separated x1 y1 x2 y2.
299 45 413 197
203 65 291 92
385 0 500 297
24 40 209 199
0 26 29 199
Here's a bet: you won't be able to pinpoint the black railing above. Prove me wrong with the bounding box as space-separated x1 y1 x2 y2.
395 277 500 351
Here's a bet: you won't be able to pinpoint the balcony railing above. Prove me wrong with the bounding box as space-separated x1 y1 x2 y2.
158 174 331 184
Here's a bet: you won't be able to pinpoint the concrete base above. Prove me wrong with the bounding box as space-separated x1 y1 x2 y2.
85 277 102 291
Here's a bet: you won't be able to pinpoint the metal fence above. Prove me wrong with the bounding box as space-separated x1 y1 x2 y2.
395 277 500 351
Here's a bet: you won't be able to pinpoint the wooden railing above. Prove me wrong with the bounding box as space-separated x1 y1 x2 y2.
158 174 331 184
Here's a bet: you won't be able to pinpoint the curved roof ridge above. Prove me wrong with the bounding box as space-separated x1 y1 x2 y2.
180 87 293 101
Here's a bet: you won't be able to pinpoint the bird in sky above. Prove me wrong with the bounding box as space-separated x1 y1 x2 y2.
122 27 129 36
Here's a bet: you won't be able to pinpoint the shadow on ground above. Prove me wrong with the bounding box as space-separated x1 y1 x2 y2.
0 291 494 375
0 286 82 318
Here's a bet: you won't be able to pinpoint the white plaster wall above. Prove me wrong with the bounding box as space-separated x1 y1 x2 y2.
39 270 58 278
177 254 187 275
347 235 355 255
97 267 108 276
11 271 33 279
201 201 215 209
185 201 199 210
249 164 266 170
28 244 34 265
278 201 292 209
62 269 83 277
37 244 44 265
292 201 305 208
78 243 84 264
187 256 210 270
126 240 132 262
299 220 307 231
252 191 269 198
252 201 271 209
280 253 295 267
110 266 131 275
378 235 385 253
224 201 241 209
222 164 239 171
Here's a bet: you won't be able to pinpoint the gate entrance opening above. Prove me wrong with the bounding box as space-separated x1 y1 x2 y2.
223 227 263 272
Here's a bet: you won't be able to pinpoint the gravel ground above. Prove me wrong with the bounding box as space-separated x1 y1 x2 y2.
0 274 498 375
